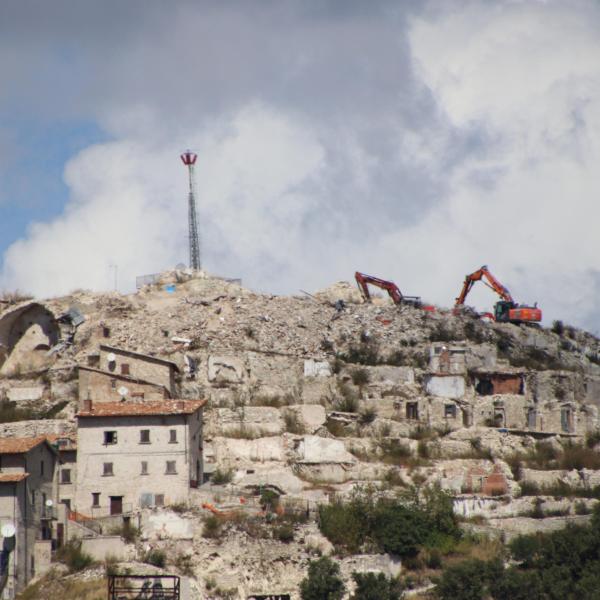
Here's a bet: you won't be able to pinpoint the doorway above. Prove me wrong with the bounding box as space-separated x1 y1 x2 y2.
109 496 123 515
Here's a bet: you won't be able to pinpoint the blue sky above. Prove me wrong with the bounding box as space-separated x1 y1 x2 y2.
1 0 600 334
0 118 106 257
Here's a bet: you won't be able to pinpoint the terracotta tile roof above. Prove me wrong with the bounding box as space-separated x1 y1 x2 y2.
0 436 48 454
0 473 29 483
76 399 207 418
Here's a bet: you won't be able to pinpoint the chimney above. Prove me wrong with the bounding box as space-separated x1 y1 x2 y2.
176 400 185 410
83 399 92 412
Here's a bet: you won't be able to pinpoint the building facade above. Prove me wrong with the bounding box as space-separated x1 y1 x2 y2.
0 437 58 599
74 400 205 517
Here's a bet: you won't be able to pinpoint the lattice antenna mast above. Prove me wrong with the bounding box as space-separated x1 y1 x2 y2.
180 151 201 270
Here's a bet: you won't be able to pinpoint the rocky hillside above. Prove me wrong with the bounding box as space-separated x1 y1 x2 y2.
5 269 600 598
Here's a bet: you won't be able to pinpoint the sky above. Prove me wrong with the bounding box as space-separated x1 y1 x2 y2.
1 0 600 333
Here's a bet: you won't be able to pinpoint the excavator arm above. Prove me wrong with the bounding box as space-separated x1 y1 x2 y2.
455 265 514 306
455 265 541 324
355 272 422 307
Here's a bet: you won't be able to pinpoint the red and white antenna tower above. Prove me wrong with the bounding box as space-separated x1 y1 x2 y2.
180 150 201 270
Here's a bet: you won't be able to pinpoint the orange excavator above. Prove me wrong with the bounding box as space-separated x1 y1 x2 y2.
455 265 542 324
355 272 422 307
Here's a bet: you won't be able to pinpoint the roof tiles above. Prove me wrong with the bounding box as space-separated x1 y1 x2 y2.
0 436 47 454
76 399 206 418
0 473 29 483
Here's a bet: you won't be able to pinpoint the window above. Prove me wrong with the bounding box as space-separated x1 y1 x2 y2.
169 429 177 443
155 494 165 507
444 404 457 418
40 460 44 475
60 469 71 484
61 499 71 510
121 363 130 375
104 431 117 445
139 429 150 444
406 402 419 420
165 461 177 474
111 379 117 389
92 493 100 507
103 462 114 476
141 461 148 475
31 490 36 505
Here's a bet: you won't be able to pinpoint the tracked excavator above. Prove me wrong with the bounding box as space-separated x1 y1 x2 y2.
455 265 542 324
355 272 422 307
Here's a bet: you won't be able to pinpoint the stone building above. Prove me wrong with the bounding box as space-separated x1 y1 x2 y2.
0 437 58 598
97 345 179 396
45 434 77 517
74 399 205 517
0 302 59 376
78 366 170 406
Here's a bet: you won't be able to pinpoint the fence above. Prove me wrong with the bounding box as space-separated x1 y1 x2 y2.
108 574 180 600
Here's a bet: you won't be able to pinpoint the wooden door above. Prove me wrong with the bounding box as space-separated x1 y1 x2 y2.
109 496 123 515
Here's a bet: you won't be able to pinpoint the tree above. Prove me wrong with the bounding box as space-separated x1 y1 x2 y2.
489 567 542 600
300 557 345 600
351 572 403 600
435 559 492 600
372 503 429 558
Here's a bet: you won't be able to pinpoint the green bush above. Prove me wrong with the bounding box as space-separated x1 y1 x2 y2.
56 539 94 573
319 485 459 558
300 557 345 600
273 523 294 543
351 571 404 600
143 549 166 568
436 558 501 600
202 515 222 539
212 468 233 485
351 368 371 386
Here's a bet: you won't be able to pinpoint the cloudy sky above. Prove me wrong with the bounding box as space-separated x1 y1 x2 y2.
1 0 600 333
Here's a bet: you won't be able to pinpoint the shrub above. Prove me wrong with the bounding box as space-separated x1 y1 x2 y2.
173 552 194 576
274 523 294 543
56 540 94 573
560 443 600 470
359 407 377 425
351 368 371 386
260 489 280 512
335 395 360 413
575 500 592 515
300 557 345 600
212 468 233 485
351 571 404 600
379 439 412 465
435 558 501 600
109 522 139 543
202 515 222 539
339 341 381 366
143 549 166 568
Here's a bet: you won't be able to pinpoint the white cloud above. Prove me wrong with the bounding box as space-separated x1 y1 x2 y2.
2 1 600 333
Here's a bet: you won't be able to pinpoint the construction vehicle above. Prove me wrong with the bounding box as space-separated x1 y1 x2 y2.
355 272 422 307
455 265 542 324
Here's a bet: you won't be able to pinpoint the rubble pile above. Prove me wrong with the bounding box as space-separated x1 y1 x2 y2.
3 270 600 598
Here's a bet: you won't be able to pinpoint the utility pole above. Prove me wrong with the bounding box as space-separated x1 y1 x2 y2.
180 151 201 270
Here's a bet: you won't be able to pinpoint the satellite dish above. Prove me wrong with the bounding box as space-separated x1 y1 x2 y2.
45 499 53 508
107 353 116 363
118 386 129 398
1 523 15 537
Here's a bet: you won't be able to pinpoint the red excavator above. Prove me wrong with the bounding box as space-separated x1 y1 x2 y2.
455 265 542 324
355 272 422 307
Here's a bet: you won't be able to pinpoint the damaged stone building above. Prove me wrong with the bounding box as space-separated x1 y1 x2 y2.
74 399 205 517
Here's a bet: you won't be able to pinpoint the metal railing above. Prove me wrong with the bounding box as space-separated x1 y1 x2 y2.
108 574 180 600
